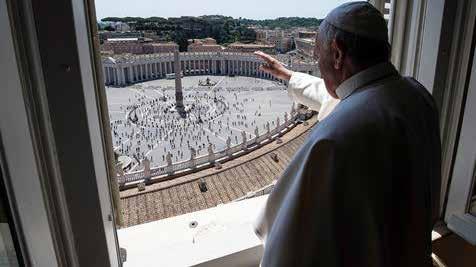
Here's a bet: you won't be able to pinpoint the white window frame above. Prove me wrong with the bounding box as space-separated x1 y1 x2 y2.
381 0 476 244
3 0 476 265
444 18 476 243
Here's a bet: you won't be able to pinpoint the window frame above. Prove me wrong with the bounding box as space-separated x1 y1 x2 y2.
444 18 476 244
0 0 59 265
2 0 122 265
3 0 476 265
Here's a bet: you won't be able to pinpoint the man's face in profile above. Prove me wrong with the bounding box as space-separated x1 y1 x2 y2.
315 23 338 98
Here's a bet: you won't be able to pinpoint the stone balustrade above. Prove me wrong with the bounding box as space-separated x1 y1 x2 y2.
117 113 299 189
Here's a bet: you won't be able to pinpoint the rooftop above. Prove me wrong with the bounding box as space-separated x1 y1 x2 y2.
119 116 316 227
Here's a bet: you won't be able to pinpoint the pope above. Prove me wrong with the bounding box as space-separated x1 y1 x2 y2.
254 2 441 266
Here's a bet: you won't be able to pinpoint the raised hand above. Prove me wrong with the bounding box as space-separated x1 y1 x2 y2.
254 51 293 81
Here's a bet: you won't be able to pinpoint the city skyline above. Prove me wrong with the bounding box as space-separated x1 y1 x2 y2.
95 0 356 20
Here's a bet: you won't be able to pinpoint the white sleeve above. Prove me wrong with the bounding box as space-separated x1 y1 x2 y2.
287 72 338 117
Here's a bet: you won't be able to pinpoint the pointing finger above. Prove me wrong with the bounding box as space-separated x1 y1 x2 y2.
259 64 273 74
254 51 276 64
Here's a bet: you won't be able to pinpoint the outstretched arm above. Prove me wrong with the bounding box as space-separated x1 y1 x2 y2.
254 51 338 118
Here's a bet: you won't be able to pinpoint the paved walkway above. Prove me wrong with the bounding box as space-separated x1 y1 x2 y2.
120 116 317 227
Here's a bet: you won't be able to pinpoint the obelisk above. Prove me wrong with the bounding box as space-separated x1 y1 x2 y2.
174 50 184 111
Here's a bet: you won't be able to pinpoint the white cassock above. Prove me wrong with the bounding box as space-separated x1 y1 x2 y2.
254 63 441 267
285 71 340 120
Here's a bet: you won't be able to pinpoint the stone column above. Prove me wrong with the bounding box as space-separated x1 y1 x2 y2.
109 67 113 84
158 61 162 77
135 65 139 81
118 68 123 85
119 67 125 85
104 67 108 84
103 67 108 84
142 64 145 80
128 67 133 84
113 69 118 85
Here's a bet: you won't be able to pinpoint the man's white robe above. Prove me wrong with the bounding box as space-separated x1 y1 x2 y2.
255 63 441 267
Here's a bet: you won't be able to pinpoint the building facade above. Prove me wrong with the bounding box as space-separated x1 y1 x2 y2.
255 29 294 53
101 38 179 55
298 31 317 39
225 43 276 54
102 51 319 87
294 38 316 58
187 38 224 52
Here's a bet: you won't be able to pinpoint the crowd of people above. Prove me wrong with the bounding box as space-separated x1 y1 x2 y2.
108 76 293 172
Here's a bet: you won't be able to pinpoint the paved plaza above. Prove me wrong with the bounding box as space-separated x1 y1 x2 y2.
107 76 294 172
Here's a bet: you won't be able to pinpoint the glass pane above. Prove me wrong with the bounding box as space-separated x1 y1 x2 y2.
0 173 21 267
95 3 335 227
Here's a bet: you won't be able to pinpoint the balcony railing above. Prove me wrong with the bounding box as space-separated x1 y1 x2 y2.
116 111 299 189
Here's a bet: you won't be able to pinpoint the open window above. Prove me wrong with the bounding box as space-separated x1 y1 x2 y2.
2 0 476 266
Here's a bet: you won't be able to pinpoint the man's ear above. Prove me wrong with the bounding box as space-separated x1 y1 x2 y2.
331 39 344 70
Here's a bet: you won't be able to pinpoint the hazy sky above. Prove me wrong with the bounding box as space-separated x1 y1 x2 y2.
95 0 356 20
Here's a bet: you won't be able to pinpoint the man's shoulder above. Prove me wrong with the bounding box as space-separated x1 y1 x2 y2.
309 74 438 144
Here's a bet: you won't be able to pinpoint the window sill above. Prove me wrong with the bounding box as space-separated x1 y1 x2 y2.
118 193 450 267
117 195 268 266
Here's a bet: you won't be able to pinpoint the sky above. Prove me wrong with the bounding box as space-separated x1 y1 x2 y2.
95 0 356 20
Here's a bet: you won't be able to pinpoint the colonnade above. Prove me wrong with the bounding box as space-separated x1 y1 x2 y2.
102 52 318 86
